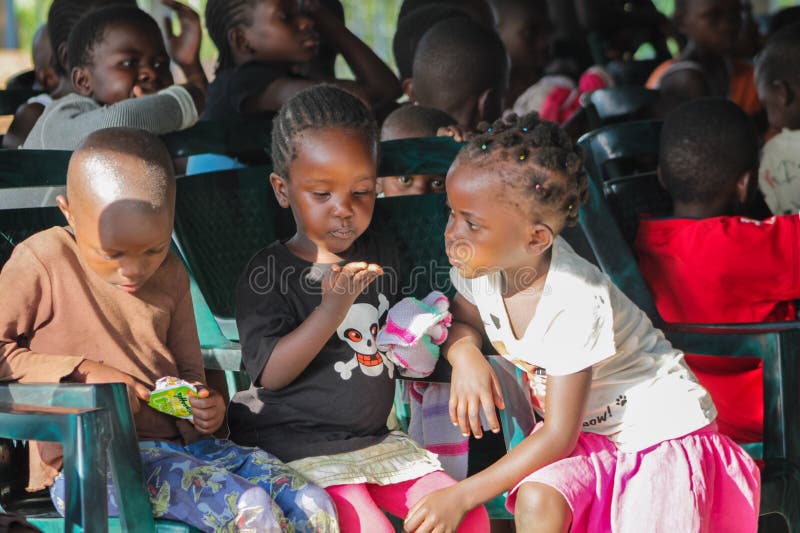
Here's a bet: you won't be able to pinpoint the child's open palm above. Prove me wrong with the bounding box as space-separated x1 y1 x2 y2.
321 262 383 317
161 0 202 69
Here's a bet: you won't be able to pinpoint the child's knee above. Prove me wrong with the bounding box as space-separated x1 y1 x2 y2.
514 482 569 525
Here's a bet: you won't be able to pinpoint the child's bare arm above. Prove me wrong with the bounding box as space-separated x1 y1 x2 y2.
444 294 505 438
304 0 401 107
2 103 45 149
241 1 400 113
405 369 592 533
162 0 208 111
259 262 383 391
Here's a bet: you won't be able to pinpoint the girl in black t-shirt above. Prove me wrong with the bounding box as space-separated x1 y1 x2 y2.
228 86 490 532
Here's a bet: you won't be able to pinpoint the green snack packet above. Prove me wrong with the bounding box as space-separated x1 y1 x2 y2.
148 377 196 419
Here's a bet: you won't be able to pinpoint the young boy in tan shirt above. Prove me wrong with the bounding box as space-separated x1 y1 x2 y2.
0 128 336 532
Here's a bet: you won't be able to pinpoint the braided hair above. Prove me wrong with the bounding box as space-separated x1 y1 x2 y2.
456 113 587 229
47 0 136 76
271 85 379 178
205 0 262 73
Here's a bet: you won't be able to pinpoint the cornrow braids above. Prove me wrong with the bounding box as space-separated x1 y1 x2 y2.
205 0 261 73
48 0 136 76
457 113 587 228
271 85 379 178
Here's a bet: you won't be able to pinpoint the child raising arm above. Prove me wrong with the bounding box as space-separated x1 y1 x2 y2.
203 0 399 121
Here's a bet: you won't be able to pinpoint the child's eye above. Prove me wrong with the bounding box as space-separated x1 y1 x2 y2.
121 59 135 68
312 192 330 199
397 176 413 186
466 221 481 231
431 178 445 191
98 250 122 260
146 247 166 256
353 189 374 197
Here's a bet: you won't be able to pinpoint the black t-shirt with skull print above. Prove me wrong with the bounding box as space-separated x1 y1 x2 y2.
228 234 401 462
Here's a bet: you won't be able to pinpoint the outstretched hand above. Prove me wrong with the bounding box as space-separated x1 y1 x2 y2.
161 0 202 69
320 262 383 317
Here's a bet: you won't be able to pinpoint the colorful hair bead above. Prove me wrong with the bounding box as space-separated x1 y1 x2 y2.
481 143 488 150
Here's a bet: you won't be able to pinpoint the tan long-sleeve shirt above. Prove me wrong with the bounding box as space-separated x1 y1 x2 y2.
0 227 205 490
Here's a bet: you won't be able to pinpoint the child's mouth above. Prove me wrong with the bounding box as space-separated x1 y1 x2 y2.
330 228 355 239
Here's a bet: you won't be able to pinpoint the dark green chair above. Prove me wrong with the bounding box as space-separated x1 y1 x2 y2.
162 120 272 164
0 150 70 188
0 383 200 533
578 119 662 183
581 87 660 131
579 175 800 531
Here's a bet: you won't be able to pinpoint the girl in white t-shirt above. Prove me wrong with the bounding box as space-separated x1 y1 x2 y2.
403 114 761 533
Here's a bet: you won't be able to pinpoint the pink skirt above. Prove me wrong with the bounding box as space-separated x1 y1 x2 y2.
506 423 760 533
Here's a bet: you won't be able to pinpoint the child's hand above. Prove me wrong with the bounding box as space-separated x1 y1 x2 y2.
320 262 383 318
404 485 469 533
161 0 202 70
449 344 504 438
187 385 226 434
69 360 151 414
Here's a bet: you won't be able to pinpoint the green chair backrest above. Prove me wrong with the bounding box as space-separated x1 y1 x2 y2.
583 87 660 130
602 171 672 244
162 119 272 163
578 120 662 183
0 150 71 188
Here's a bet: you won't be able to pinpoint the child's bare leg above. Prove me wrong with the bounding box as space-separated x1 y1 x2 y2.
514 482 571 533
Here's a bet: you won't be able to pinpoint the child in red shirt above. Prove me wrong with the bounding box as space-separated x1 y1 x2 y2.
635 98 800 443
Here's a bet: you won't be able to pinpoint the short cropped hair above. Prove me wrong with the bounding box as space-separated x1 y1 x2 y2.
68 4 162 69
659 98 758 204
381 105 456 139
412 17 508 110
393 4 469 80
756 22 800 85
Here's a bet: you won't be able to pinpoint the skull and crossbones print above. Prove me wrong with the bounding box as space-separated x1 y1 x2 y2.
334 293 394 380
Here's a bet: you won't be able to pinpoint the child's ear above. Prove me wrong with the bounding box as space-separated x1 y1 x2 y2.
56 194 75 228
228 26 251 59
736 171 753 205
270 172 291 208
774 79 793 108
71 66 92 96
402 79 416 102
527 223 554 256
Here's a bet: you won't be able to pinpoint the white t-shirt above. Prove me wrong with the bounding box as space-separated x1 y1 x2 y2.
450 237 716 452
759 128 800 215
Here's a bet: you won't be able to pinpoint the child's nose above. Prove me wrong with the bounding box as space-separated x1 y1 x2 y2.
297 13 314 32
332 198 354 217
118 259 147 281
138 64 156 81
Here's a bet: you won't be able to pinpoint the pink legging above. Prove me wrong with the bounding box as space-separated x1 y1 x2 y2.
325 470 489 532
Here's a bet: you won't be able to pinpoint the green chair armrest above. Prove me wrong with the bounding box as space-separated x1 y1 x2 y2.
0 401 110 531
663 322 800 462
0 383 156 532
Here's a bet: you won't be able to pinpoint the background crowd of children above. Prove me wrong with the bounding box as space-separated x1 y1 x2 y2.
2 0 800 531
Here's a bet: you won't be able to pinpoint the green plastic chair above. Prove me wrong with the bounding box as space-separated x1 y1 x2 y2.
162 119 272 164
579 175 800 531
581 87 660 130
578 119 662 183
0 383 198 533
